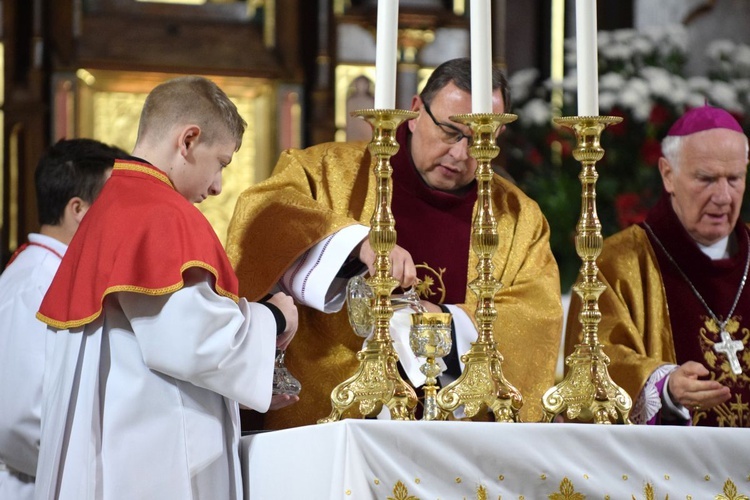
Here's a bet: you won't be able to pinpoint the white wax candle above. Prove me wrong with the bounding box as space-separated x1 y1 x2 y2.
374 0 399 109
575 0 599 116
470 0 493 113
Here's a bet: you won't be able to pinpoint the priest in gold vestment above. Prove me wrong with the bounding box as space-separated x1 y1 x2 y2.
227 59 562 428
566 106 750 426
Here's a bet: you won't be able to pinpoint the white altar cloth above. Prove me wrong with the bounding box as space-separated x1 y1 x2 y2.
241 419 750 499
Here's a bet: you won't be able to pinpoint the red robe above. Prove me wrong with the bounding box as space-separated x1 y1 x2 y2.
38 160 239 329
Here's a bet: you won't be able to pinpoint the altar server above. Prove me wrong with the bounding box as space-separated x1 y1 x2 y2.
34 76 298 500
566 105 750 426
0 139 128 500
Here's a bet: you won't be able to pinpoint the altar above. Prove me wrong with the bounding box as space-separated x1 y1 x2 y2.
240 419 750 499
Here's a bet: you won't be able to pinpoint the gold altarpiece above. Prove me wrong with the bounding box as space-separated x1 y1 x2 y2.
52 69 300 244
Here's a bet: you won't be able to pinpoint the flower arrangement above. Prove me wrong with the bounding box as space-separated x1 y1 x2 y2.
503 25 750 290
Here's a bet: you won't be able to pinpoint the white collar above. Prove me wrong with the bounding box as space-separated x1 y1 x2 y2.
698 234 730 260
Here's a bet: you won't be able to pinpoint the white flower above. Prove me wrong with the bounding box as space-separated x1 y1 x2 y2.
618 77 652 121
686 92 708 108
640 67 673 99
687 76 712 92
562 73 578 93
509 68 540 103
612 28 638 44
599 91 618 111
707 39 737 60
596 30 612 47
601 43 633 61
629 37 653 57
663 76 689 107
707 81 741 111
519 98 552 127
599 72 626 92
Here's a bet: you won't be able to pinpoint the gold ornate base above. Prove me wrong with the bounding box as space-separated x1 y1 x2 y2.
318 340 417 423
437 342 523 422
541 343 631 424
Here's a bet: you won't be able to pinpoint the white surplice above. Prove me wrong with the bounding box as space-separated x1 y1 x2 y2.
0 233 66 500
34 269 276 500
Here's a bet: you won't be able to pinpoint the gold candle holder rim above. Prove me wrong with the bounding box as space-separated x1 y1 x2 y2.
350 109 419 119
450 112 518 125
553 115 623 127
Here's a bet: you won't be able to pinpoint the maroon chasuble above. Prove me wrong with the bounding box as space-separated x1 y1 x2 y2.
642 193 750 426
390 124 476 305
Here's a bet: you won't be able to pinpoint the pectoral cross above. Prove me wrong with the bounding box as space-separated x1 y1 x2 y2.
714 330 744 375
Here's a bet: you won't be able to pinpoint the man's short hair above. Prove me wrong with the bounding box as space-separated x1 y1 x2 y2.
419 57 511 111
35 138 129 226
136 76 247 151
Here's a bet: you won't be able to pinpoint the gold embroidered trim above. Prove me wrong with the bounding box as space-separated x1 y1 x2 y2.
37 260 239 329
114 161 174 188
372 475 749 499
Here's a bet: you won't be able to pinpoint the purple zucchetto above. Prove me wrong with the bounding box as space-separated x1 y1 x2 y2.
667 105 744 137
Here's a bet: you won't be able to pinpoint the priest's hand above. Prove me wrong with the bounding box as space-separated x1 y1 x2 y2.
357 238 417 288
668 361 731 410
419 300 443 313
266 292 298 350
269 394 300 410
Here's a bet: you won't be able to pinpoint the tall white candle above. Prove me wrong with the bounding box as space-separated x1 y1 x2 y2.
575 0 599 116
470 0 493 113
374 0 399 109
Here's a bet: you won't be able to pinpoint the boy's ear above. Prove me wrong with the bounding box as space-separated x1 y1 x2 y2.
179 125 202 157
66 197 90 225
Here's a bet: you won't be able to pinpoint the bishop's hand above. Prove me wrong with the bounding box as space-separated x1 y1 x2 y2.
668 361 731 411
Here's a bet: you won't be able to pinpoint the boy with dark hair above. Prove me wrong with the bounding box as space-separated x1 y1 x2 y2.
0 138 129 500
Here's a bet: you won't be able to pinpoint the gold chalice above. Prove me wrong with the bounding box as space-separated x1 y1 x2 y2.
409 312 452 420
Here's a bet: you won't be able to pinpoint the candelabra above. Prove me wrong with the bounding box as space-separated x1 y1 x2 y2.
541 116 632 424
319 109 419 423
435 113 523 422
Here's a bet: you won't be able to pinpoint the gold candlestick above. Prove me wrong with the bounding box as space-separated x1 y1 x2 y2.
319 109 419 423
435 113 523 423
541 116 632 424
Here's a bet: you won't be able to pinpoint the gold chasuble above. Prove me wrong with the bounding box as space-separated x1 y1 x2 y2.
227 124 562 427
566 193 750 427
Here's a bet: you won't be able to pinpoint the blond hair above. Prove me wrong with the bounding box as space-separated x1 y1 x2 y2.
136 76 247 150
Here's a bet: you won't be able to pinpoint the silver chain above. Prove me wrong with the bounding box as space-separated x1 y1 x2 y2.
643 221 750 331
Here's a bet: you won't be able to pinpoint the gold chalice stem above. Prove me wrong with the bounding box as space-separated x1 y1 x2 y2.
319 109 419 424
541 116 632 424
421 358 443 421
435 113 523 423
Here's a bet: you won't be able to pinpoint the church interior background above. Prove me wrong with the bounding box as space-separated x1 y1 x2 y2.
2 0 749 290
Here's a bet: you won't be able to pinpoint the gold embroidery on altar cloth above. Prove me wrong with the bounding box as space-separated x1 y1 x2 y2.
715 478 749 500
548 477 584 500
476 484 488 500
415 263 447 303
388 481 419 500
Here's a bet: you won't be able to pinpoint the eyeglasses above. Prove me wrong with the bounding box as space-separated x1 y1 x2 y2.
421 100 471 145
